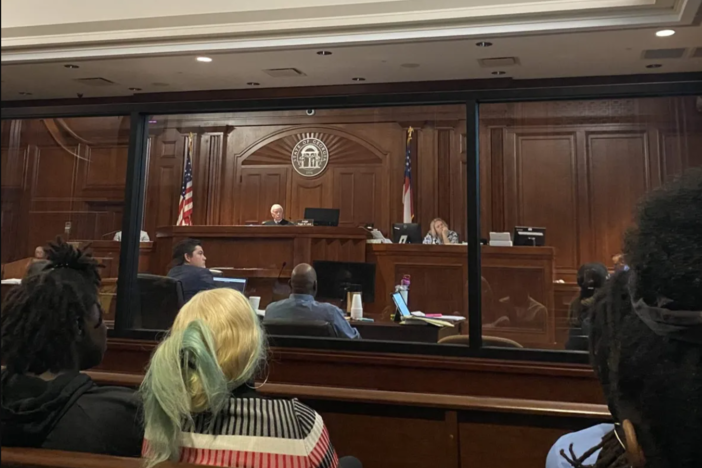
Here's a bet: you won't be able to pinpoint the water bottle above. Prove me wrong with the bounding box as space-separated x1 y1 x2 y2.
400 274 410 304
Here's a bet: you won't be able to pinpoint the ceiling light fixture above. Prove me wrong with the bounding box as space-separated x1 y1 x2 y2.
129 87 142 91
491 71 507 75
247 82 260 86
352 77 366 81
316 50 332 56
19 92 33 95
476 41 493 47
196 57 213 63
64 64 80 69
646 64 663 69
655 29 675 37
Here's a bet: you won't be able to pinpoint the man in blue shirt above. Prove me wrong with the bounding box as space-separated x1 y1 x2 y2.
265 263 361 339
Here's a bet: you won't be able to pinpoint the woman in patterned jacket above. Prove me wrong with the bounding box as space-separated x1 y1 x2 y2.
140 288 356 468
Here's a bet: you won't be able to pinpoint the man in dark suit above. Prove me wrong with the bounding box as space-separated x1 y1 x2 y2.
263 204 294 225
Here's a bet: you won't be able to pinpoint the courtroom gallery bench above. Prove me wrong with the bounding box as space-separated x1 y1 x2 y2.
0 447 200 468
83 371 610 468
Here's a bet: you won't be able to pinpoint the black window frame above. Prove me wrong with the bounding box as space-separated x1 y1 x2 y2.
3 76 701 365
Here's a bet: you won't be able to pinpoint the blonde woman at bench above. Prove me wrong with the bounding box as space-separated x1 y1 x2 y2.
141 288 361 468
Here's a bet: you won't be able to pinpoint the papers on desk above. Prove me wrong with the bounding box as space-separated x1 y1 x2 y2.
401 316 455 327
410 311 465 322
1 278 21 285
489 231 513 247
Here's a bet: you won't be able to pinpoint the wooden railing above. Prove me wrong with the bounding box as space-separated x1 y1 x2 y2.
0 447 198 468
86 370 608 420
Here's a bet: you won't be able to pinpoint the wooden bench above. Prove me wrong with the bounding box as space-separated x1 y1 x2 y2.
84 370 609 468
0 447 201 468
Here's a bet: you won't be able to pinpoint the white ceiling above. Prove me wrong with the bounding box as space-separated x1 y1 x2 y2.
1 24 700 101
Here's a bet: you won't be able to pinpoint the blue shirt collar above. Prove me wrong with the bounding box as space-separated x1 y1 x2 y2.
290 293 315 302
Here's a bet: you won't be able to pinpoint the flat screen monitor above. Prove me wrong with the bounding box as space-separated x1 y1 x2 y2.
392 292 411 318
513 226 546 246
313 260 376 303
213 277 247 293
303 208 340 227
392 223 423 244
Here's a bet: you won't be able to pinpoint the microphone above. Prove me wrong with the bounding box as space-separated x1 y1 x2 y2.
102 229 121 239
272 262 289 302
276 262 287 281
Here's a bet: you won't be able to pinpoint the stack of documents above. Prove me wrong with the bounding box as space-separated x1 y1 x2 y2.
489 232 513 247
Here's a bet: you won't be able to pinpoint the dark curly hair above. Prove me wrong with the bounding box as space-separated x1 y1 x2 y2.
1 238 104 375
171 238 202 267
564 168 702 468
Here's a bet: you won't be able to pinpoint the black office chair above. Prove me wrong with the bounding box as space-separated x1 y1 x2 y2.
264 319 338 338
135 273 185 330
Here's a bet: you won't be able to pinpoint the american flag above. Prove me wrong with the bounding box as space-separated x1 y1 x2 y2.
176 134 194 226
402 127 414 223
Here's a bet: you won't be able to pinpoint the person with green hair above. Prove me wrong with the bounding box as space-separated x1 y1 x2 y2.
140 287 362 468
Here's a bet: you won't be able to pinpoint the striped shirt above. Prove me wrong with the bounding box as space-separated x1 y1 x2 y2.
144 387 338 468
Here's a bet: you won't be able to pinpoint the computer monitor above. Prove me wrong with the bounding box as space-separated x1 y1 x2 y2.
513 226 546 246
392 223 423 244
213 277 247 293
313 261 376 303
303 208 340 227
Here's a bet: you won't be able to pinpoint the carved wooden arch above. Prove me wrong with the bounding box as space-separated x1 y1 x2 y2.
239 125 389 166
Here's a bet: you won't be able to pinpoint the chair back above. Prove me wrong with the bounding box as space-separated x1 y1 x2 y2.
264 319 337 338
136 273 184 330
438 334 523 348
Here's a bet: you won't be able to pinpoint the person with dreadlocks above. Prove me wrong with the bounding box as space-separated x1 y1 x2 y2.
565 263 609 351
1 239 143 456
547 168 702 468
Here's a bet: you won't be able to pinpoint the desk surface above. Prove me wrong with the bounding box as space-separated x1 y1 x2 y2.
351 320 458 343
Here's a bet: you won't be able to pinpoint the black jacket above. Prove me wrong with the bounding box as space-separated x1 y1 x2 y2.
0 370 142 457
167 264 215 302
262 219 293 226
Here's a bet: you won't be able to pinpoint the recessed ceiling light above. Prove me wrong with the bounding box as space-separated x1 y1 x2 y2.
247 82 260 86
646 64 663 69
64 64 80 69
19 92 33 95
476 41 493 47
352 77 366 81
401 63 420 68
316 50 332 56
655 29 675 37
129 87 142 91
196 57 213 63
491 71 507 75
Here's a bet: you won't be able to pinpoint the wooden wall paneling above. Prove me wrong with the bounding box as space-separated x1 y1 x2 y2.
75 144 128 200
503 128 581 274
417 125 437 235
586 127 651 265
144 129 185 235
659 129 702 181
437 126 453 225
202 131 225 224
332 166 381 228
291 174 332 219
237 167 289 224
451 123 468 240
1 120 29 262
486 127 503 235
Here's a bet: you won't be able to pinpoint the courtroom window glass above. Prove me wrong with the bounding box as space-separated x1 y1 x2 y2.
126 105 473 343
477 96 702 351
0 117 131 327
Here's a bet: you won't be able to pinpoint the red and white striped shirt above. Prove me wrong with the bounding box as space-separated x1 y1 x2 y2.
144 388 338 468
